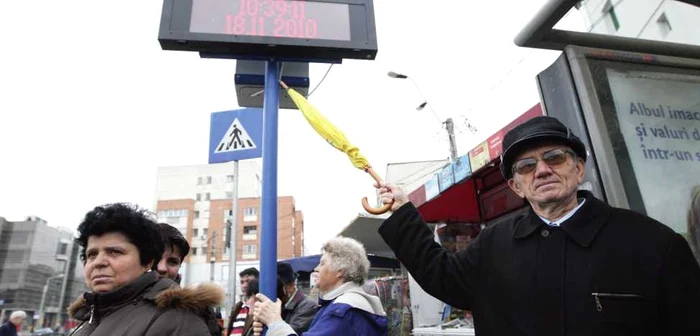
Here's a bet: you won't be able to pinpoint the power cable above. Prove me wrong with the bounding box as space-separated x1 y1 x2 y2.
307 64 334 97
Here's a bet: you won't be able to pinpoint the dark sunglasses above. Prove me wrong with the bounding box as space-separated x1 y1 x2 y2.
512 148 576 176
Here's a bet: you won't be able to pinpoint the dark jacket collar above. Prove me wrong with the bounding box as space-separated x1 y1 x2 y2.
74 271 160 321
69 272 225 321
284 288 305 311
513 190 610 247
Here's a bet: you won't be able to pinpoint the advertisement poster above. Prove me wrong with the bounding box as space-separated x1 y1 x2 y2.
424 174 440 201
607 68 700 236
438 165 455 192
452 154 472 183
469 142 490 172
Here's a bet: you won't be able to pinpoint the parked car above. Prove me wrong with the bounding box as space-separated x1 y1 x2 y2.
30 328 65 336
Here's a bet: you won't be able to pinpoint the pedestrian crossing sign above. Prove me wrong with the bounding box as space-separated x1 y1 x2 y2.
209 108 263 163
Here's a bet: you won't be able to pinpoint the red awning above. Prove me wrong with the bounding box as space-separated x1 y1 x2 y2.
418 179 480 223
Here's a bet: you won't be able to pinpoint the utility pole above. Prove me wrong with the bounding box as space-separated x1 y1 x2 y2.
36 274 63 330
445 118 458 162
227 161 240 312
210 231 217 282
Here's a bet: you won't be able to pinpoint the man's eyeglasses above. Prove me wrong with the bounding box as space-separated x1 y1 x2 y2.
512 148 576 176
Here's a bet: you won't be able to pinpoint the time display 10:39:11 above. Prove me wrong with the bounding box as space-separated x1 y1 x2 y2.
225 0 318 39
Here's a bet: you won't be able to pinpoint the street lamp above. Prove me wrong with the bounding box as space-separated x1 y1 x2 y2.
36 274 64 330
387 71 458 161
387 71 442 122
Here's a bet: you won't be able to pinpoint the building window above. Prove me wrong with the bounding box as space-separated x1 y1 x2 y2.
193 228 199 237
657 13 672 38
192 247 198 255
226 175 234 182
225 191 234 199
203 228 209 237
197 177 203 185
243 225 257 240
243 208 258 222
242 244 257 259
56 242 68 256
196 193 202 201
157 209 188 218
205 193 211 201
207 176 213 184
194 211 200 219
203 210 210 219
603 0 620 31
202 247 208 256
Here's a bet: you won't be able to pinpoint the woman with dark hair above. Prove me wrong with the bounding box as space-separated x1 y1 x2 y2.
68 203 224 336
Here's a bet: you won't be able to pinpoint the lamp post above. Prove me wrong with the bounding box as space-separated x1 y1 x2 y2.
55 239 74 330
388 71 458 161
37 273 64 330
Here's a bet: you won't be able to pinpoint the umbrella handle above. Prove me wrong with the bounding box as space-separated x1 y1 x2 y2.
362 167 394 215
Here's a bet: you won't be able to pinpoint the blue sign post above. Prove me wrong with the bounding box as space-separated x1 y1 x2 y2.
260 61 281 300
208 108 263 316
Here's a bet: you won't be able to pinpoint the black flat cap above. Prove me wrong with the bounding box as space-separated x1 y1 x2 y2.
500 116 587 179
277 262 297 284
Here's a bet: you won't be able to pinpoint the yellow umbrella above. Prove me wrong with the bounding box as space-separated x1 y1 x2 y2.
280 81 393 215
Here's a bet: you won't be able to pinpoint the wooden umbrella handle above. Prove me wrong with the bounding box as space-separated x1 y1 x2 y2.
362 167 394 215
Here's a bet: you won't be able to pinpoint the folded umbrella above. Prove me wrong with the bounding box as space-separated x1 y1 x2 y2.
280 81 393 215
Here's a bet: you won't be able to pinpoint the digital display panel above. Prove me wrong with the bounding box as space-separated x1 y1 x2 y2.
190 0 351 41
590 60 700 235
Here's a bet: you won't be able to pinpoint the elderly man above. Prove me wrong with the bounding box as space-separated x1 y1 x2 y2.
277 262 318 334
0 311 25 336
377 116 700 335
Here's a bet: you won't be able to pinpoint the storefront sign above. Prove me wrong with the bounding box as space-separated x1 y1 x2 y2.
469 142 491 172
438 164 455 192
408 184 427 208
467 104 544 172
487 131 505 161
424 174 440 201
451 154 471 183
488 104 544 161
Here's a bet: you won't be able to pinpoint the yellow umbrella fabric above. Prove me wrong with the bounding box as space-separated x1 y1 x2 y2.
285 85 369 170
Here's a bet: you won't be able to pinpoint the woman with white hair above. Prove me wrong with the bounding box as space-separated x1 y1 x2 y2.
253 237 388 336
0 310 26 336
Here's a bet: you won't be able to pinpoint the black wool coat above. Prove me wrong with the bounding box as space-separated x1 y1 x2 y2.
379 190 700 336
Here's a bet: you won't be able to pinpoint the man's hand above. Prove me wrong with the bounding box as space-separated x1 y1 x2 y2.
253 293 283 326
375 183 409 212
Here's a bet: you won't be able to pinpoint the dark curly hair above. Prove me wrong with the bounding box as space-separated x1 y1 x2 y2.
77 203 164 270
158 223 190 261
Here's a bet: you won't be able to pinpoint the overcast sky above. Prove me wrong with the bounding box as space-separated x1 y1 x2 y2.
0 1 585 253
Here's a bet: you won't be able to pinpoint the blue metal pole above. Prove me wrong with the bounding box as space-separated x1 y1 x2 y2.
260 60 280 302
